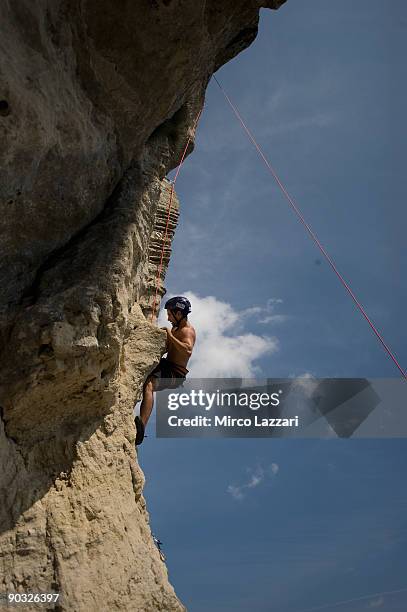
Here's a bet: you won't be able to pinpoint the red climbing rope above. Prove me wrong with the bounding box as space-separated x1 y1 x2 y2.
213 75 406 379
149 107 203 322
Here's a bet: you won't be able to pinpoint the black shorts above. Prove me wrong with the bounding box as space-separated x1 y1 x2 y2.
150 358 188 391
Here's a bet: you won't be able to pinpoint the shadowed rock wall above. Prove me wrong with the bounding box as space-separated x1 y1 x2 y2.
0 1 286 609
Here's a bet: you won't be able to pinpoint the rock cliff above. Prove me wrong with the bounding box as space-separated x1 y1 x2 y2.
0 1 286 610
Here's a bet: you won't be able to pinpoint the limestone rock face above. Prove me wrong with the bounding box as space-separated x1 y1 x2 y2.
0 0 286 610
140 179 180 321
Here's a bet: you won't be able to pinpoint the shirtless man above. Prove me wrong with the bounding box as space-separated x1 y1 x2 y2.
135 296 196 445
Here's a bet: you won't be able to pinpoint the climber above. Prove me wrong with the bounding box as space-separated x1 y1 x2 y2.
135 296 196 445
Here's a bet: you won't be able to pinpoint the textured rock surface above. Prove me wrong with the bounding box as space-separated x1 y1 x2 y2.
0 0 286 610
140 179 180 321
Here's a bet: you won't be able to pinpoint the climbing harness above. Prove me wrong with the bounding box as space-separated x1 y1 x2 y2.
212 75 406 380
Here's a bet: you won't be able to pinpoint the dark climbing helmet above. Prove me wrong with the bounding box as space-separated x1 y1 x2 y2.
164 296 191 317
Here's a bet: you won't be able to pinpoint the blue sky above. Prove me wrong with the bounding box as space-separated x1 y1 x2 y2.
165 0 406 380
139 2 407 610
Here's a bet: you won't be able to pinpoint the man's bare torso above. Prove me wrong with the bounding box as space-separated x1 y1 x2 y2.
167 322 196 369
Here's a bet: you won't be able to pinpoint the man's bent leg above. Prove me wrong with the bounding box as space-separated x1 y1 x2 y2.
140 376 156 428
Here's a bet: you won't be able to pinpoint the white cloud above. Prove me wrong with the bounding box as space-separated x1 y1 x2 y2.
247 465 264 489
226 485 244 501
265 112 336 138
227 463 279 501
289 372 318 397
258 314 288 325
242 298 288 326
159 292 279 377
368 597 384 608
270 463 279 476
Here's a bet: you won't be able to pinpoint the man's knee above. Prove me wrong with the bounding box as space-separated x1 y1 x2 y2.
143 375 157 392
